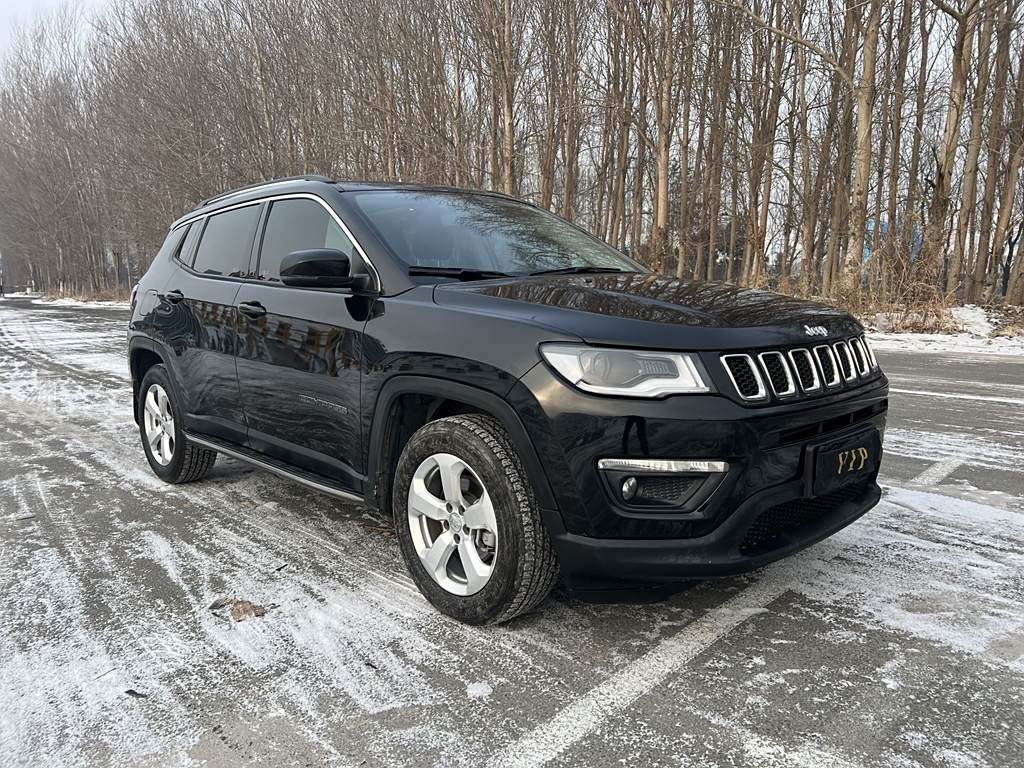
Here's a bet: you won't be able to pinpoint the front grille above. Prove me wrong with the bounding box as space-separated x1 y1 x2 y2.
788 348 820 392
758 352 795 396
720 334 880 404
722 354 765 400
814 345 840 387
834 341 856 381
739 483 868 554
849 338 871 376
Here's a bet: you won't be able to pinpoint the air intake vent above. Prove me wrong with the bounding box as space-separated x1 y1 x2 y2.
758 352 796 396
788 348 820 392
833 341 857 381
721 354 766 400
849 338 871 375
814 345 840 387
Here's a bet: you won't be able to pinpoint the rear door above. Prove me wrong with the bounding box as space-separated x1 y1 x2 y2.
234 196 368 490
156 202 262 445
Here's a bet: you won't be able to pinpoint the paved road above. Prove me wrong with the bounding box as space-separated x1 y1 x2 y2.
1 296 1022 768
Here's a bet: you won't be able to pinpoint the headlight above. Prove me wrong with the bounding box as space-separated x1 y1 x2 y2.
540 343 712 397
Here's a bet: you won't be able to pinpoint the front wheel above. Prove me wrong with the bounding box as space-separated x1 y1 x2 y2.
393 414 558 624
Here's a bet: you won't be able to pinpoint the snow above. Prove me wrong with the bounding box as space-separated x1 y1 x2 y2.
814 485 1024 668
466 681 493 699
883 427 1022 470
868 330 1024 355
949 305 994 337
867 304 1024 355
31 297 131 309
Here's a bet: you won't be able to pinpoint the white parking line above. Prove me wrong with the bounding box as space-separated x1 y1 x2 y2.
911 456 965 486
491 573 796 768
889 388 1024 406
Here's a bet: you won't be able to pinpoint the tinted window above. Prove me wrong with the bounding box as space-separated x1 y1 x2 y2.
257 199 355 282
192 204 261 277
176 223 202 266
349 191 640 275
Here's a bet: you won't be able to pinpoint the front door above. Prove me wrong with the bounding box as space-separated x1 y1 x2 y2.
157 202 263 445
234 196 368 490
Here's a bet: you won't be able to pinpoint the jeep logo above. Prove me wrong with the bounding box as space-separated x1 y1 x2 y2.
804 325 828 337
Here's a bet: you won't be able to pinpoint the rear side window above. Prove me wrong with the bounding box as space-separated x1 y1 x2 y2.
192 204 262 277
176 223 202 266
257 198 356 282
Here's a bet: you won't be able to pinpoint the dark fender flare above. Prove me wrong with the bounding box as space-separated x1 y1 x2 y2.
127 335 180 422
365 375 566 536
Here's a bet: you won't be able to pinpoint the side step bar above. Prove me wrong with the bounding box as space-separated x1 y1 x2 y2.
184 432 363 504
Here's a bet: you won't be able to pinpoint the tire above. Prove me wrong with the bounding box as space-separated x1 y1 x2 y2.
137 364 216 484
393 414 559 624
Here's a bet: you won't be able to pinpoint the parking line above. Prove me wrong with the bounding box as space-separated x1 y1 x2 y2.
491 574 795 768
911 456 965 486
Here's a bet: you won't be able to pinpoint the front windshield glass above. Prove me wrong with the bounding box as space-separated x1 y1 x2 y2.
349 190 643 276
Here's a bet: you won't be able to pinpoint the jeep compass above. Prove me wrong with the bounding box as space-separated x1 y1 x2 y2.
128 176 888 624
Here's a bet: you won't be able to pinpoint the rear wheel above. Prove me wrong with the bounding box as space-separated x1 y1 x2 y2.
138 364 216 483
393 414 558 624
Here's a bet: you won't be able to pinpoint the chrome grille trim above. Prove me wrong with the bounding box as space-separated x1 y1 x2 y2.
849 337 871 376
720 354 768 401
861 335 879 368
833 341 858 381
757 351 797 397
720 336 880 403
787 348 821 392
813 344 842 387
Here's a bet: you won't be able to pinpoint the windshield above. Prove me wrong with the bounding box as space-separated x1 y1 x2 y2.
349 190 643 277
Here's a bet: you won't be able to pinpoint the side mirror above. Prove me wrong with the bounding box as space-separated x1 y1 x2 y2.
280 248 354 289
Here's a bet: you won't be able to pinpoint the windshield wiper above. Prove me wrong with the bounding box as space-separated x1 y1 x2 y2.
408 266 512 281
527 266 628 277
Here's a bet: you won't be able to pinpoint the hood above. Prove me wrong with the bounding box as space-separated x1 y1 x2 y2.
433 273 863 349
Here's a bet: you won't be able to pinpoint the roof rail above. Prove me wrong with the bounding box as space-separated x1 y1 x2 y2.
196 175 335 209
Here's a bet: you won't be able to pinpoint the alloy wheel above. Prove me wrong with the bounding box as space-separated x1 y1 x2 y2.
407 452 498 596
143 383 175 466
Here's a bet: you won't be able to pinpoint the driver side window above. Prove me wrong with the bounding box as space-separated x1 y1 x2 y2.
257 198 356 282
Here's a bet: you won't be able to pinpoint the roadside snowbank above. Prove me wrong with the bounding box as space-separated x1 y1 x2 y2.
868 331 1024 356
868 304 1024 356
31 297 130 310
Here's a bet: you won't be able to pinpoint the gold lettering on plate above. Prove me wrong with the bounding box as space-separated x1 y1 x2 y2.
836 446 870 474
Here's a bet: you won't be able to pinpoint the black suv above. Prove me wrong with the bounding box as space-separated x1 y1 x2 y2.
129 176 887 624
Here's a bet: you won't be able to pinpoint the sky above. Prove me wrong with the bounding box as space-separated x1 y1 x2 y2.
0 0 107 59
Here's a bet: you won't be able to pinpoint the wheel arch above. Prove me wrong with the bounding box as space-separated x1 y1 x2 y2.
128 337 172 424
366 376 563 535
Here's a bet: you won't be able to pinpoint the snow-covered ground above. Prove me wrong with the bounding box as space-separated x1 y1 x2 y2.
30 296 131 310
0 297 1022 767
868 330 1024 356
867 304 1024 356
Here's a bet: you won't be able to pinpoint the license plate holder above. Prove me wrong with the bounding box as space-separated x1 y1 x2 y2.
805 427 881 497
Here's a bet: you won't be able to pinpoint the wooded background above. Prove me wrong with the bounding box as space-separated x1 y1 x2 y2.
1 0 1023 310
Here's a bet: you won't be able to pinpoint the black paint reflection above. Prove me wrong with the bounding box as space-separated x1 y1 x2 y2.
454 273 852 328
234 287 365 487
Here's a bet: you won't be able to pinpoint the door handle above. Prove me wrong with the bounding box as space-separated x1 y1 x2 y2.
238 301 267 318
161 289 185 304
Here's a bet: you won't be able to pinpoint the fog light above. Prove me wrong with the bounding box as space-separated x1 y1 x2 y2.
621 477 638 501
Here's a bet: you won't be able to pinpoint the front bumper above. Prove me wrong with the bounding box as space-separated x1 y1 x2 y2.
551 475 880 588
509 363 888 588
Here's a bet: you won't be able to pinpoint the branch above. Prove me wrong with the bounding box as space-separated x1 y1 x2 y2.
710 0 855 89
929 0 983 22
